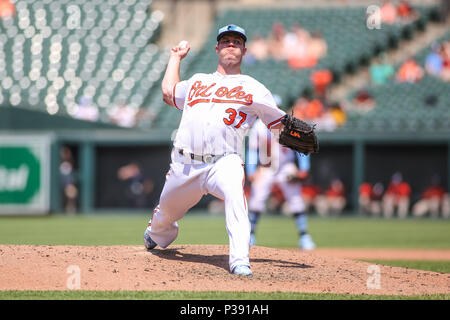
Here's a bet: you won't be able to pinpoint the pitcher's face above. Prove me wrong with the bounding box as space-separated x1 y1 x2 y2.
216 35 246 67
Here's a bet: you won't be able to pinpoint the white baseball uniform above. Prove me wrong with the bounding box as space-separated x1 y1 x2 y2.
247 118 310 215
147 71 285 272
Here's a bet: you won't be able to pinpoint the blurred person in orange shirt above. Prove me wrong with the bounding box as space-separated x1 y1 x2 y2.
359 182 385 217
381 0 397 24
396 58 424 83
301 181 321 212
359 182 373 214
310 70 333 99
0 0 15 18
291 95 309 120
315 178 347 217
396 0 419 22
382 172 411 218
304 99 324 121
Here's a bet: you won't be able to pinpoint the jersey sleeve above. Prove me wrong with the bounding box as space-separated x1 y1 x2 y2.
172 80 190 110
252 90 286 129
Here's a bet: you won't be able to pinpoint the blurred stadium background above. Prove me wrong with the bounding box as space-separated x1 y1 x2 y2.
0 0 449 218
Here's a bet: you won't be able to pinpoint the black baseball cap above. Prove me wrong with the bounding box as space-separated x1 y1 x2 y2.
217 24 247 43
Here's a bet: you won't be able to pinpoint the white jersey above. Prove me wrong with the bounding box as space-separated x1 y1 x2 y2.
172 72 286 157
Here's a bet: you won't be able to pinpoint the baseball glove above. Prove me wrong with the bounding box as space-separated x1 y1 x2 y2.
278 114 319 155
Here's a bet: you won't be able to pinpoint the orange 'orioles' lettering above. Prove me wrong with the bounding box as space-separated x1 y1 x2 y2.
188 81 216 100
186 81 253 106
290 131 301 138
215 85 253 104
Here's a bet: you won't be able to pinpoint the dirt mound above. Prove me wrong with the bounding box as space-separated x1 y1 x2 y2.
313 248 450 261
0 245 449 295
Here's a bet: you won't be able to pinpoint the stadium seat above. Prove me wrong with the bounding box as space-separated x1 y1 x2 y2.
0 0 165 127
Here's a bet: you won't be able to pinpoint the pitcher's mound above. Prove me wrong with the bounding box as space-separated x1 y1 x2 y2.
0 244 448 295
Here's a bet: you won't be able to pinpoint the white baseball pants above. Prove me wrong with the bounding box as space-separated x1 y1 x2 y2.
148 150 250 272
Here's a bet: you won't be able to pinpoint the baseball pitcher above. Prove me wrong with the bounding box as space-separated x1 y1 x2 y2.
143 25 318 277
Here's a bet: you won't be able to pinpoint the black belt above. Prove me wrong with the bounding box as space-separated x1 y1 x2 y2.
177 148 224 164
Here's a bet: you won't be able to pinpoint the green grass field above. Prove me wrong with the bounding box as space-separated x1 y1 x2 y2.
1 213 449 248
1 213 449 300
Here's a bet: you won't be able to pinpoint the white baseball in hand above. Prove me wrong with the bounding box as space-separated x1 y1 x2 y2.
178 40 188 49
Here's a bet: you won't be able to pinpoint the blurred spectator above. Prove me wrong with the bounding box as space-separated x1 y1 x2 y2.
381 0 397 24
59 146 78 213
358 182 373 214
286 28 328 70
0 0 15 18
396 0 420 22
117 162 154 208
267 22 287 60
283 23 310 60
285 24 312 69
359 182 384 217
315 110 338 132
292 95 345 132
292 96 310 119
438 40 450 82
425 42 444 77
369 55 394 85
304 99 325 121
108 103 138 128
244 34 269 64
310 70 333 99
370 182 385 217
73 96 99 122
352 89 376 112
328 101 347 127
395 58 424 83
412 174 450 218
301 181 321 212
382 172 411 218
308 31 328 61
243 22 327 69
315 178 347 217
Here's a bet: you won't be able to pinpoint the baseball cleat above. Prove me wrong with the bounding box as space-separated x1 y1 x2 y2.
249 233 256 246
231 265 253 277
299 234 316 250
143 228 157 251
